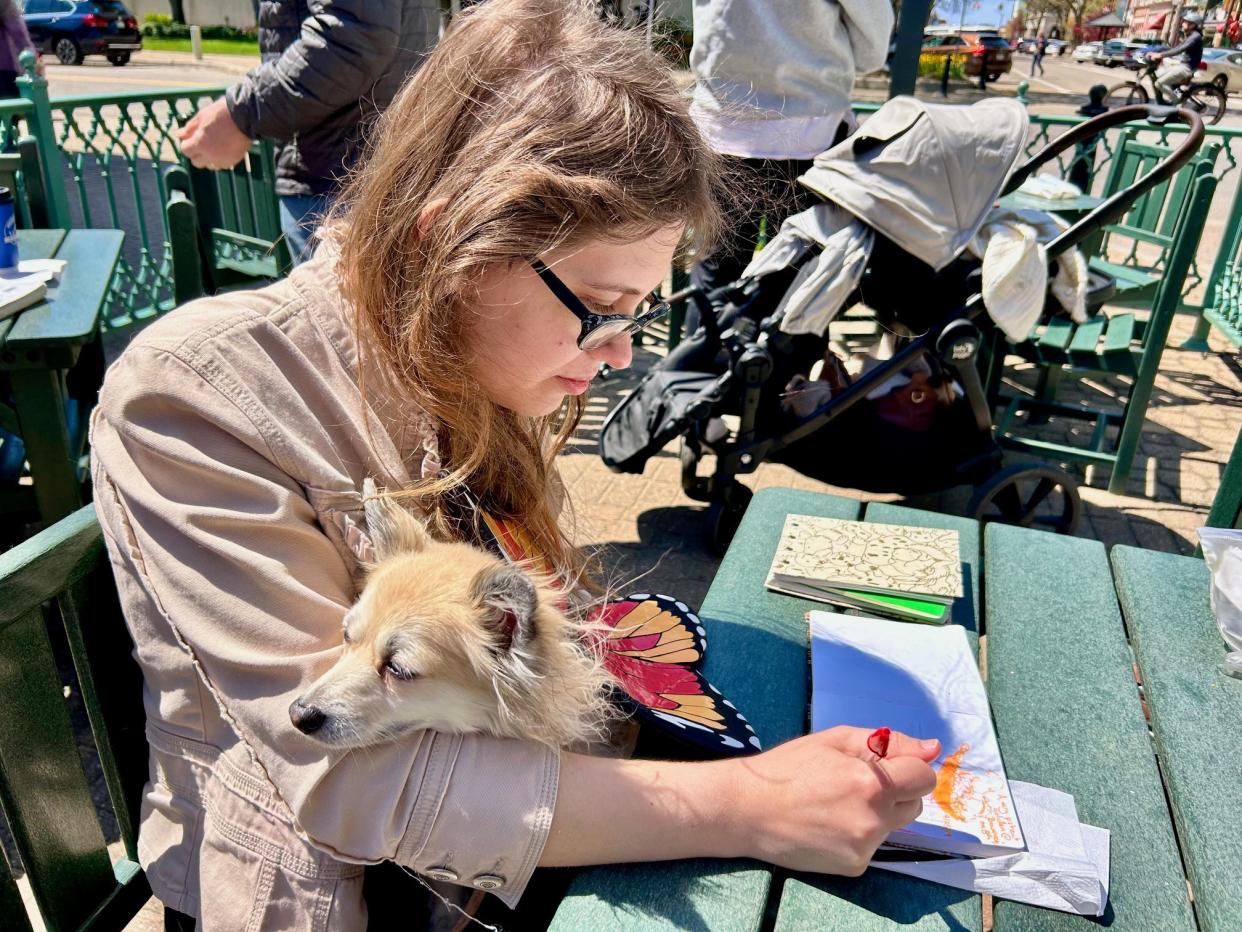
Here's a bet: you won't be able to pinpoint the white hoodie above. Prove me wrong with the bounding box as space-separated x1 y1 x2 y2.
689 0 895 160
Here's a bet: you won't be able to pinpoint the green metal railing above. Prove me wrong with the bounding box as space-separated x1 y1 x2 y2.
46 88 225 328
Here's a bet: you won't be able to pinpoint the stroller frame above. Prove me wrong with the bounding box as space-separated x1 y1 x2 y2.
602 106 1206 553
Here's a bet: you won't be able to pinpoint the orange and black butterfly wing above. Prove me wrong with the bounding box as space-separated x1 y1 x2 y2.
591 594 761 757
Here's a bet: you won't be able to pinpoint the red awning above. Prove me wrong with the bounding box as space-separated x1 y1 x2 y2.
1143 12 1168 30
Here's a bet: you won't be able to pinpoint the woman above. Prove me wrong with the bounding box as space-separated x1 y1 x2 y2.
0 0 38 100
90 1 939 927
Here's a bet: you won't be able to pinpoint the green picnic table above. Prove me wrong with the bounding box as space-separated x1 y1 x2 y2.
550 487 1241 931
0 228 125 526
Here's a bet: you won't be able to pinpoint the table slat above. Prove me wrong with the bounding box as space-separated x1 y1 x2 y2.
985 525 1194 931
1111 545 1242 932
0 230 66 346
550 488 862 931
5 229 124 348
756 491 982 932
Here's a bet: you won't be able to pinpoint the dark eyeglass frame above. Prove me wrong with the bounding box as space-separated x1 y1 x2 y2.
530 259 670 351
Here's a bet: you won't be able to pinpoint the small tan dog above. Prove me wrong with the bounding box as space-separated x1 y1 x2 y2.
289 482 616 749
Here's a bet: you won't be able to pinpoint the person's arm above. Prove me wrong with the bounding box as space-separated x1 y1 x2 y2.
1160 34 1197 58
838 0 896 76
225 0 405 143
543 727 939 875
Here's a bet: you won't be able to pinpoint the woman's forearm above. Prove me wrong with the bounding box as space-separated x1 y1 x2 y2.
540 752 746 866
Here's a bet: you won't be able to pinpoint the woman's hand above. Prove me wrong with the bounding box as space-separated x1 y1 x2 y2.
543 727 939 877
730 727 940 876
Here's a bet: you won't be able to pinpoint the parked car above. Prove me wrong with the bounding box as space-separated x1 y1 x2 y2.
1094 39 1128 67
1073 41 1102 63
1200 47 1242 92
22 0 141 66
1047 38 1069 55
921 31 1013 81
1124 40 1165 69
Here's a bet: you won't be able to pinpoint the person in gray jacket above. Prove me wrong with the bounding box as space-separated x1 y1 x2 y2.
689 0 893 297
178 1 440 264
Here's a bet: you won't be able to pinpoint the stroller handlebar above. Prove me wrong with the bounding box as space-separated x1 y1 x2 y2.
1001 104 1206 260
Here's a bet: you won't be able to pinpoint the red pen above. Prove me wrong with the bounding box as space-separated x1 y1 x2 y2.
867 727 892 760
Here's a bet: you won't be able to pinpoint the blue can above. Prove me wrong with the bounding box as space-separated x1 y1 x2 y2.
0 187 16 273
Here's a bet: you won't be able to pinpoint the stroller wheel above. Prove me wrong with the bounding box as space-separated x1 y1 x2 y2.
969 463 1082 535
705 482 753 556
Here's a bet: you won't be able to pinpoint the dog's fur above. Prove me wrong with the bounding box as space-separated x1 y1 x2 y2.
291 482 616 749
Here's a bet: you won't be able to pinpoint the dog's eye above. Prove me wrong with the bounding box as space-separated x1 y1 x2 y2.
383 658 416 681
342 629 352 645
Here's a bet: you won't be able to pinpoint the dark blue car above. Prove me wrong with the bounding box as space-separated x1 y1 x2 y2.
22 0 141 67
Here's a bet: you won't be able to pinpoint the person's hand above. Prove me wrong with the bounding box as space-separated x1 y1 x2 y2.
1150 52 1163 62
177 98 253 171
733 726 940 876
33 54 45 78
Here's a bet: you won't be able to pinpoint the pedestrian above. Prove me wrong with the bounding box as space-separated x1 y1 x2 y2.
91 1 940 928
0 0 40 100
1030 33 1047 77
177 1 440 266
1149 11 1205 103
687 0 894 299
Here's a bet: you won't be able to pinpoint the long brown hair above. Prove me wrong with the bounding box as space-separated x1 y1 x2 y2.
335 0 723 588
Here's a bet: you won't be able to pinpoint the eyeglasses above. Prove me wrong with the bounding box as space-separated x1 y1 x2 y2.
530 259 670 352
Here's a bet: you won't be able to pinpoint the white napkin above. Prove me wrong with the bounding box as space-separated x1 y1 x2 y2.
873 781 1110 917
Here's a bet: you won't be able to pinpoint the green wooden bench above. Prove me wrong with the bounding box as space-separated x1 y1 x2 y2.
0 505 151 931
1086 133 1221 311
164 139 292 304
995 167 1217 495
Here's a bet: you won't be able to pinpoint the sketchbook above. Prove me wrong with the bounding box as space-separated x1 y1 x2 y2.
810 610 1024 859
767 514 962 621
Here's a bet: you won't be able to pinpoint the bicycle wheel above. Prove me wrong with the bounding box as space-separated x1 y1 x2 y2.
1183 83 1228 125
1104 81 1149 109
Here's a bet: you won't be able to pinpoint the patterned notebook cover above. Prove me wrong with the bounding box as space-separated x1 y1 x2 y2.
768 514 963 600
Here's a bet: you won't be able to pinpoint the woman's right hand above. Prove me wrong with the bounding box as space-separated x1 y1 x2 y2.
730 727 940 876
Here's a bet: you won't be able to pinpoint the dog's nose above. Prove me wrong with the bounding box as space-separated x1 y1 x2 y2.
289 699 327 734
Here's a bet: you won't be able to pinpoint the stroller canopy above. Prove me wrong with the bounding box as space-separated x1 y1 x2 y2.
799 96 1030 272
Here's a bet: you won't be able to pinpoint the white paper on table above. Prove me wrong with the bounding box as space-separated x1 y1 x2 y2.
874 781 1111 917
15 258 66 282
810 611 1024 858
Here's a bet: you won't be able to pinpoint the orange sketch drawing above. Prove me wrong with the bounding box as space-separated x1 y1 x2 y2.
932 743 971 822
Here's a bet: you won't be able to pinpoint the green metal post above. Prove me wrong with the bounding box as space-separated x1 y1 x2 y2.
1183 159 1242 351
1017 80 1030 107
15 50 71 229
1110 172 1217 494
889 0 933 98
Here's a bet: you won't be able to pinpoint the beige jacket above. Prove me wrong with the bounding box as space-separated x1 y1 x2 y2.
89 249 559 928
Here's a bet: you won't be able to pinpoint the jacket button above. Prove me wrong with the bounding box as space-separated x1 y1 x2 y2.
472 874 505 890
425 868 458 882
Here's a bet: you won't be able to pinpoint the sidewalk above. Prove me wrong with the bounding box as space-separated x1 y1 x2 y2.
134 48 257 77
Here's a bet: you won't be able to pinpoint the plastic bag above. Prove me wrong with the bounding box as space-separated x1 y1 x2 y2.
1197 527 1242 679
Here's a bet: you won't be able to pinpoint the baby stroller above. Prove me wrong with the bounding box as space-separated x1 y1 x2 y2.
598 98 1206 553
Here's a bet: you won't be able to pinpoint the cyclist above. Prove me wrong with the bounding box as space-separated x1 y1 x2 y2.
1149 10 1204 102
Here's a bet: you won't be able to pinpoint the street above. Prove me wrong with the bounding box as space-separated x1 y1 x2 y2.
994 48 1242 124
43 51 250 97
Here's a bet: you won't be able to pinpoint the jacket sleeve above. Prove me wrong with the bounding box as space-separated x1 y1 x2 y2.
89 344 558 907
225 0 404 143
837 0 894 76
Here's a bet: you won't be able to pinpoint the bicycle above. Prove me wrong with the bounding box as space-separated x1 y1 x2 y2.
1105 60 1228 125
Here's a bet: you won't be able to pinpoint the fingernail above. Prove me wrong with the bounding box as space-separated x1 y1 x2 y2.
921 739 939 751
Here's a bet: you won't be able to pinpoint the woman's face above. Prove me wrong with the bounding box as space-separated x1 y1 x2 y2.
467 226 683 417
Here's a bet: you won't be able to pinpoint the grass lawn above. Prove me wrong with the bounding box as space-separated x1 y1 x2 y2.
140 37 259 56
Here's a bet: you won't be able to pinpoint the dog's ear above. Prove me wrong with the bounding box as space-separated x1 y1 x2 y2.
471 563 539 653
363 477 431 560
